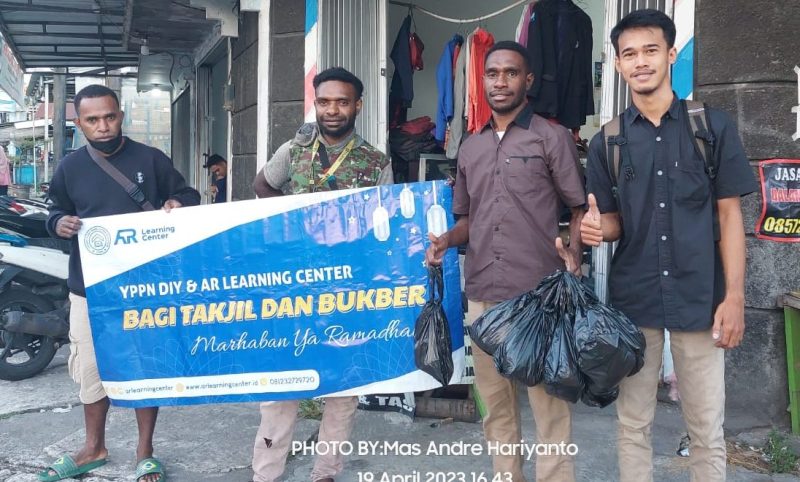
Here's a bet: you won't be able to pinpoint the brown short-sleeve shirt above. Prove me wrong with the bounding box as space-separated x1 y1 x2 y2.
453 104 586 302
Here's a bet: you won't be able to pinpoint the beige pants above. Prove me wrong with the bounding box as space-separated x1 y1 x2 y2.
617 327 726 482
468 300 575 482
253 396 359 482
67 293 107 404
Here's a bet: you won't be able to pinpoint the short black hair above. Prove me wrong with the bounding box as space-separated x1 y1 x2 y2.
610 9 676 56
313 67 364 99
204 154 226 168
484 41 532 73
73 84 120 113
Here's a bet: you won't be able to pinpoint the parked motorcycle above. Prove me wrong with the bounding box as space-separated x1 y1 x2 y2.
0 195 49 238
0 234 71 381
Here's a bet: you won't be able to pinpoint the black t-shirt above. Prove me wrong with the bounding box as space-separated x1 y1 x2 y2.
585 98 758 331
213 176 227 203
47 137 200 296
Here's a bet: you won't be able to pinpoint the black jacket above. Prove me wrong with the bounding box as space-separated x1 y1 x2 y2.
47 137 200 295
527 0 594 129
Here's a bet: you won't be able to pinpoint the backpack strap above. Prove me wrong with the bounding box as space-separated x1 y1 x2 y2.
602 114 626 200
86 143 155 211
682 99 717 181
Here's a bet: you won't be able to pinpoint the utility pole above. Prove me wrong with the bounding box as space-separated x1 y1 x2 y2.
31 101 36 193
44 82 49 182
53 68 66 163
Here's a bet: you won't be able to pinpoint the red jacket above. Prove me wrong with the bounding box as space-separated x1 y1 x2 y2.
467 29 495 133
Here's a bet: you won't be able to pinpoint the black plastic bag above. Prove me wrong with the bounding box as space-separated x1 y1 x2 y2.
574 301 646 403
468 291 534 356
492 297 553 386
581 386 619 408
543 310 583 402
536 271 585 402
414 266 453 386
536 271 644 406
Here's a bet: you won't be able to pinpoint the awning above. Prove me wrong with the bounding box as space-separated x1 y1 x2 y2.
0 0 137 70
0 0 218 73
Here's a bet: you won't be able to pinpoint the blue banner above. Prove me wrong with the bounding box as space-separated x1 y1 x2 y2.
78 181 463 407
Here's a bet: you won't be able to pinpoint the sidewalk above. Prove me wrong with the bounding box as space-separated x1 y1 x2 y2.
1 349 796 482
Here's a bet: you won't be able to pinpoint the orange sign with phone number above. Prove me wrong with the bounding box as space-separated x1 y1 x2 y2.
756 159 800 242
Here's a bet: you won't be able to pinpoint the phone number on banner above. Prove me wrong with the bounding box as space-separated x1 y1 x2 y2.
760 216 800 235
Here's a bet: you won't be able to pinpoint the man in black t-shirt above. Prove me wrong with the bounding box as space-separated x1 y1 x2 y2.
44 84 199 482
205 154 227 203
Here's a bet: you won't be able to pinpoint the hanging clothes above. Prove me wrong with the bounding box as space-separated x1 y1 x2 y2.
389 15 415 127
515 2 537 47
447 39 468 159
451 41 461 74
435 34 464 143
467 28 495 134
463 29 473 129
526 0 594 129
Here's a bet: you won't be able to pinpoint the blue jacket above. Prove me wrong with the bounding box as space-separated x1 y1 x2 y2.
435 34 463 142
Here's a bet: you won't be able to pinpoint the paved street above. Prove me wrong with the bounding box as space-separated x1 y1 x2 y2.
1 348 797 482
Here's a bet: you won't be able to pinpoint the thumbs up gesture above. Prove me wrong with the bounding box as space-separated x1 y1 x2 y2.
580 194 604 247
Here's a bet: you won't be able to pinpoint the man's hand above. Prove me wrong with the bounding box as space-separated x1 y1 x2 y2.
712 295 745 349
580 193 603 247
555 236 581 276
425 232 450 266
210 184 218 197
163 199 182 213
55 215 81 239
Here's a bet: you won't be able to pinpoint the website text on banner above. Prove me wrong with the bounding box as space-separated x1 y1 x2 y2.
78 181 464 408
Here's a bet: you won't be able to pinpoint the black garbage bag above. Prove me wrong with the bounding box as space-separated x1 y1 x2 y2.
468 291 534 356
574 301 646 400
493 297 553 386
535 270 644 406
414 266 454 386
543 310 583 402
536 271 585 402
581 386 619 408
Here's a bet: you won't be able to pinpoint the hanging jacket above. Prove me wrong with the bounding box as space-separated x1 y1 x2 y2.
447 40 468 159
435 34 464 142
467 28 495 133
390 15 415 123
515 2 537 47
527 0 594 129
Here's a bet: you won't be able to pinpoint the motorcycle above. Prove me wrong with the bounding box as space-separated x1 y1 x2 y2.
0 195 50 238
0 234 71 381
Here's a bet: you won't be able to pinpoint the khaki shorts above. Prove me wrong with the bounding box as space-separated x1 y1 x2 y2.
67 293 106 404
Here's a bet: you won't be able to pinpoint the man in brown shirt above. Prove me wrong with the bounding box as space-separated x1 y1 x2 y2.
427 41 585 482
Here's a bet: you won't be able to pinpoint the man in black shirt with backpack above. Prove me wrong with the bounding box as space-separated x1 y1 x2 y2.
43 84 199 482
581 10 757 482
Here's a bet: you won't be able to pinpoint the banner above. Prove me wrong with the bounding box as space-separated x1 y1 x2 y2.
78 181 464 407
755 159 800 242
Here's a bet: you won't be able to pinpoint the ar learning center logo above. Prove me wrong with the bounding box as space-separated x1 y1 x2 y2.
84 226 112 255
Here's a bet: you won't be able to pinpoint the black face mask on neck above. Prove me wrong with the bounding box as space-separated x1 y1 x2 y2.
88 133 123 154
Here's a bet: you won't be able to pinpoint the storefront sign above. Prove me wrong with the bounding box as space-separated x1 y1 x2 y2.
756 159 800 242
79 182 464 407
0 35 23 107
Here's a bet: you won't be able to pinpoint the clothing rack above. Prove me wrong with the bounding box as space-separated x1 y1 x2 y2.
387 0 530 24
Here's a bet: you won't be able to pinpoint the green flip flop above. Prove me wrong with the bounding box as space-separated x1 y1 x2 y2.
136 457 167 482
38 454 107 482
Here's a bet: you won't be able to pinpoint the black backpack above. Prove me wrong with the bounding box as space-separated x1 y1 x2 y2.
602 99 717 201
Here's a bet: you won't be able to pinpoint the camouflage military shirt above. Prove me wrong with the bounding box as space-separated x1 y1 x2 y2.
262 123 393 195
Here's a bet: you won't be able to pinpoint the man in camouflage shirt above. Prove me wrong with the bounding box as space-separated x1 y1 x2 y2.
251 67 392 482
253 67 392 198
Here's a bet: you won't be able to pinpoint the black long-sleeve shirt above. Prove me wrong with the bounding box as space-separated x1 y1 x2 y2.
47 137 200 296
